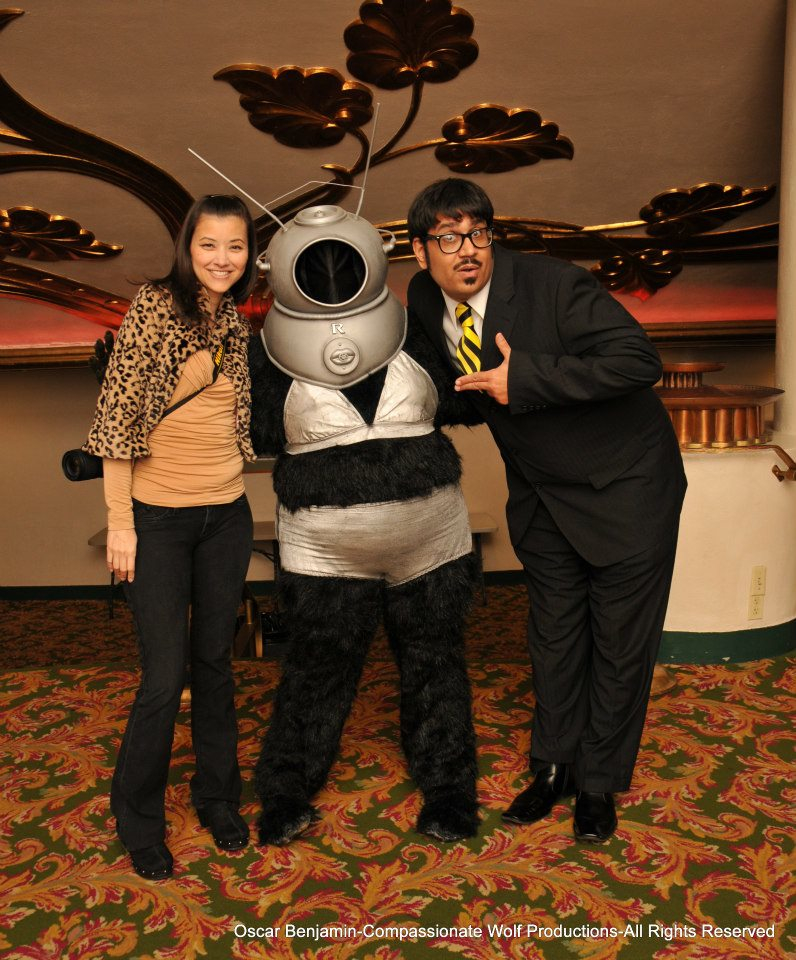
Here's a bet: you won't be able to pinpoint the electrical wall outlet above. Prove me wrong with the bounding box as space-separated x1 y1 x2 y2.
750 565 766 596
748 594 764 620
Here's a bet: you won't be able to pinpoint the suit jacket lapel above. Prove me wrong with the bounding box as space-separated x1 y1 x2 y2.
480 244 518 371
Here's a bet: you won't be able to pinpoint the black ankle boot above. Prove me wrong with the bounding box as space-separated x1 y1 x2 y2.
197 802 249 851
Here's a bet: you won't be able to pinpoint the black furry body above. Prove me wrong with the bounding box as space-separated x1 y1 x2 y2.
248 320 484 844
249 319 481 510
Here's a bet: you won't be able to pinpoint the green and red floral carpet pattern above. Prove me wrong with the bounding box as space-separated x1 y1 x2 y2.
0 592 793 959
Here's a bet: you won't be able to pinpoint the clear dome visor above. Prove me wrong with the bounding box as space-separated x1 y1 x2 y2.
294 239 367 306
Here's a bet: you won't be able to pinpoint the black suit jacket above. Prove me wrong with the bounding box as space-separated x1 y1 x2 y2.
407 244 686 565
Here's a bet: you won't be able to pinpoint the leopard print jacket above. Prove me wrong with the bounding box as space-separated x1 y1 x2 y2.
83 283 255 461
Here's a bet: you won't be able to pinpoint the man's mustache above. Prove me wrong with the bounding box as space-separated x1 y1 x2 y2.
456 258 481 270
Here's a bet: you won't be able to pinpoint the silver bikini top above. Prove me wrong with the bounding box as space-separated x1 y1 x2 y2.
283 351 438 454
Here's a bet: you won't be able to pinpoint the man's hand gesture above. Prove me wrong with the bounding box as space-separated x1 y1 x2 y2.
454 332 511 405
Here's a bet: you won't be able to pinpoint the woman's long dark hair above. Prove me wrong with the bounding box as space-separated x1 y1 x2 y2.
154 194 258 326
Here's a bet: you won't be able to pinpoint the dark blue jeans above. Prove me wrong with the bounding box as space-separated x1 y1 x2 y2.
111 494 253 850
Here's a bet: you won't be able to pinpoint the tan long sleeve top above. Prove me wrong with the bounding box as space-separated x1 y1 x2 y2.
104 349 246 529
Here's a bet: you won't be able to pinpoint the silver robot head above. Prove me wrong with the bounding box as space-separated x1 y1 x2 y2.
258 204 406 388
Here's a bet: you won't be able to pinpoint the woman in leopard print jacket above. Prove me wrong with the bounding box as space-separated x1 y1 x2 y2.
83 195 257 881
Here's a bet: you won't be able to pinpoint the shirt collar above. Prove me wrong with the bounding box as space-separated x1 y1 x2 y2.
441 279 492 323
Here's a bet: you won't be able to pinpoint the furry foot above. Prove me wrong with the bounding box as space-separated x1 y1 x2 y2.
416 797 479 843
257 797 319 846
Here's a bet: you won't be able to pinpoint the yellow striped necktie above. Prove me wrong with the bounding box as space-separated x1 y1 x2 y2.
455 301 481 374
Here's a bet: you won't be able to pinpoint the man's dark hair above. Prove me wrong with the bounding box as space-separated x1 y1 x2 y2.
407 178 494 241
154 194 258 325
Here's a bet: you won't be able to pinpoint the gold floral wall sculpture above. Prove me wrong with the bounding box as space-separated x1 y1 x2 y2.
0 0 782 366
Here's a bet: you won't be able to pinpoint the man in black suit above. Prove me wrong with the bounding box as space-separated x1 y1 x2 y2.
406 178 686 842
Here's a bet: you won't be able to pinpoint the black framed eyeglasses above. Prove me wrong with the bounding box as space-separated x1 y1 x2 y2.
425 227 493 255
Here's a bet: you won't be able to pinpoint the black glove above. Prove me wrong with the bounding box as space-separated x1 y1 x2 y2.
88 330 115 385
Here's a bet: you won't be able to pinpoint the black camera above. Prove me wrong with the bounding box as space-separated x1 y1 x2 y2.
62 449 103 481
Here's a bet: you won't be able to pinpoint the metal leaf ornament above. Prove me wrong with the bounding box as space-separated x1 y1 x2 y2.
344 0 478 89
436 105 574 174
592 249 683 298
0 206 122 262
0 9 23 33
640 182 776 240
214 65 373 148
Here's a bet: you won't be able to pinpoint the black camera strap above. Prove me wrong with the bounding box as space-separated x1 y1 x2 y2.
63 336 230 488
104 335 228 607
161 335 227 420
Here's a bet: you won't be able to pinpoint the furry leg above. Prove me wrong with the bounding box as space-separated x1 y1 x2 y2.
384 555 480 842
255 572 380 845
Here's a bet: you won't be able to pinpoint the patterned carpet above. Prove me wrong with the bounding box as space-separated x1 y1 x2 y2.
0 585 532 670
0 589 793 959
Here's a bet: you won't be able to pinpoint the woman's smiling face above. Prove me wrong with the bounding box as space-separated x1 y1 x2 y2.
189 214 249 311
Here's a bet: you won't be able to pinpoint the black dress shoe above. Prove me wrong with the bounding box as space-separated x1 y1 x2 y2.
573 791 617 843
128 842 173 881
197 802 250 851
502 763 574 825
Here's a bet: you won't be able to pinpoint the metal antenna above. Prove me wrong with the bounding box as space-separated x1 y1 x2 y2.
262 180 339 208
188 148 286 229
259 179 367 211
355 101 380 219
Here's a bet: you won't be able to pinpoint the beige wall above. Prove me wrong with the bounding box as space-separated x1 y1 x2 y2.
0 340 780 588
0 366 279 588
666 448 796 632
